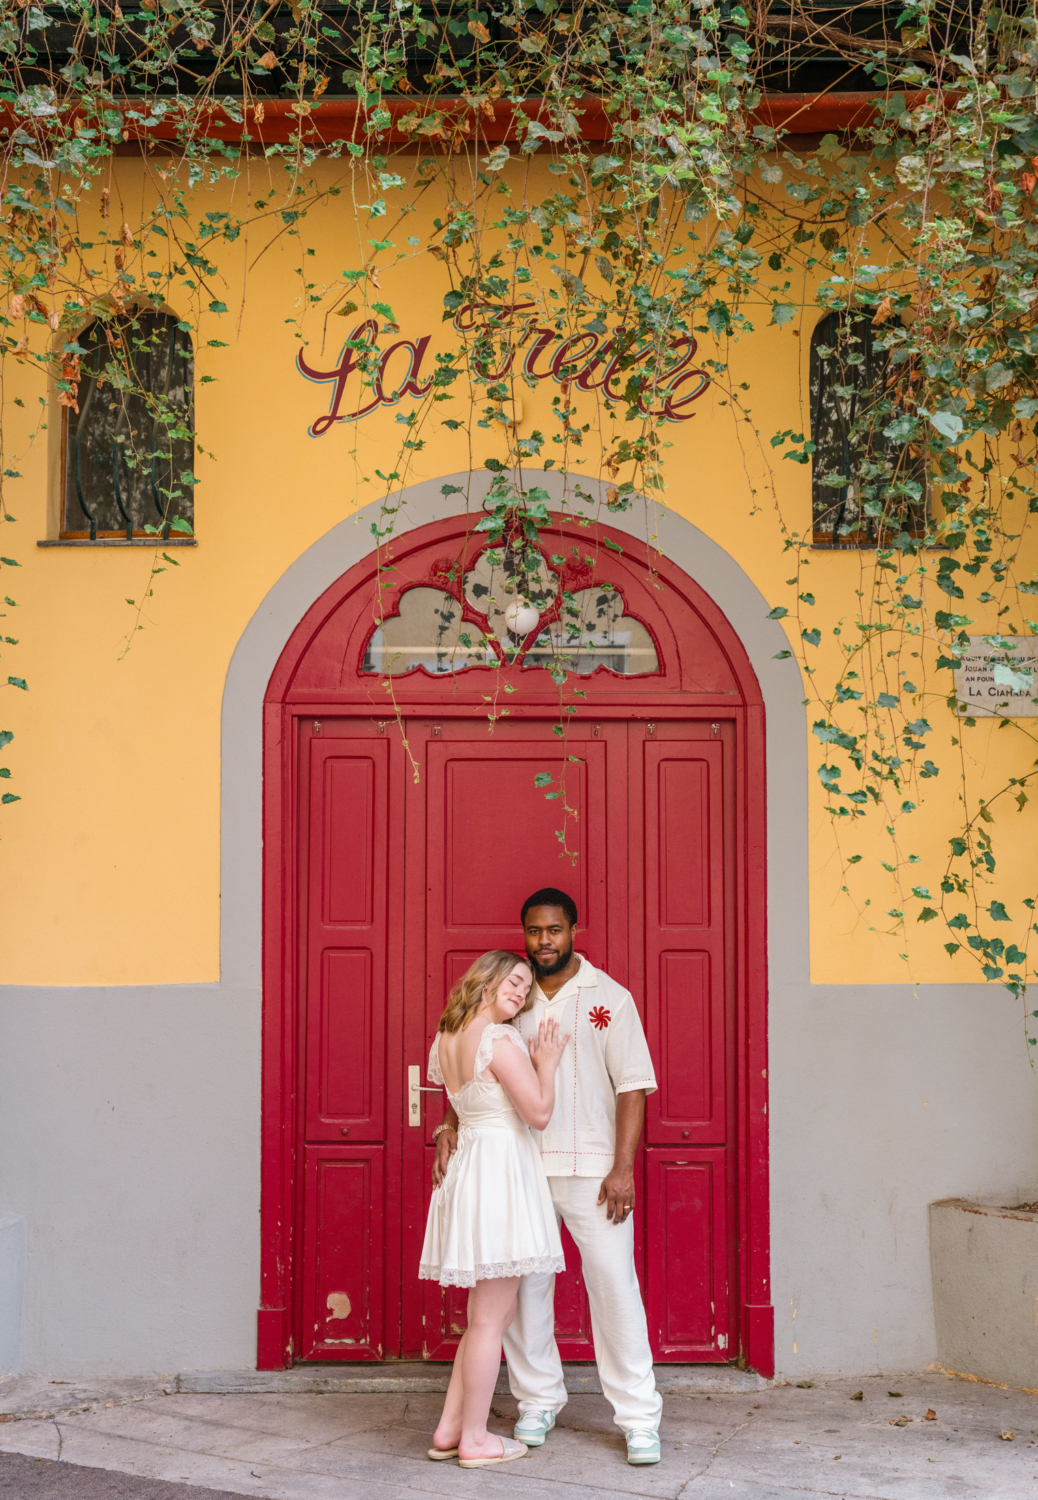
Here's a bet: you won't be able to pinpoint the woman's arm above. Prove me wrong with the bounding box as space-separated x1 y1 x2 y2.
488 1020 569 1131
431 1104 459 1188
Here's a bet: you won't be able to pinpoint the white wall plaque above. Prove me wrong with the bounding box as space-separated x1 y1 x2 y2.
953 636 1038 717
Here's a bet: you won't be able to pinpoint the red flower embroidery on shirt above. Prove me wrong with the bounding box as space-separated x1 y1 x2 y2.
589 1006 611 1030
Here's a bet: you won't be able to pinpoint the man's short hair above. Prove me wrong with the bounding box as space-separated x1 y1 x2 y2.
521 888 578 927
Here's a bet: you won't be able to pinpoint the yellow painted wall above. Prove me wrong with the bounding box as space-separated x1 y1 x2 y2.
1 152 1033 986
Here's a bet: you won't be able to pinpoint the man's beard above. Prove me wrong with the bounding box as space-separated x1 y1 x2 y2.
530 940 573 979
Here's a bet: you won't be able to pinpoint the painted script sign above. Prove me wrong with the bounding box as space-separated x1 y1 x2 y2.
953 636 1038 717
297 302 709 434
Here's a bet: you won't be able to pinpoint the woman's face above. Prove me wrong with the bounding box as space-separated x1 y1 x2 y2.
487 962 532 1020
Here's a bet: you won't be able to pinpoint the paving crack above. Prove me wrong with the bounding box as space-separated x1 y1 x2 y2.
678 1419 750 1493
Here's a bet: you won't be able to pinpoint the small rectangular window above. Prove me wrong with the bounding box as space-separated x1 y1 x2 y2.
63 312 194 541
810 310 927 548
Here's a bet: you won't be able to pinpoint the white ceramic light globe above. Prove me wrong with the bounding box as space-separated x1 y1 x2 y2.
503 599 541 637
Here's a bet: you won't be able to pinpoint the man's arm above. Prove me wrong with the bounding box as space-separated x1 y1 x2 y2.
431 1104 459 1188
597 1088 645 1224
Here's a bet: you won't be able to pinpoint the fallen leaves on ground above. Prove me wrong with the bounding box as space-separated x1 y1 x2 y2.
1000 1430 1015 1441
925 1409 937 1421
850 1391 863 1401
891 1416 912 1427
888 1390 903 1398
796 1381 814 1389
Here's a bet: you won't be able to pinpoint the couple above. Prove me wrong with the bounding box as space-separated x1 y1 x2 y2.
418 887 662 1468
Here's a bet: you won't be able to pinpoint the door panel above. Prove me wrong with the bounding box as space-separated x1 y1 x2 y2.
406 722 628 1360
642 739 727 1146
638 727 734 1361
305 738 389 1142
300 1146 385 1360
645 1148 728 1359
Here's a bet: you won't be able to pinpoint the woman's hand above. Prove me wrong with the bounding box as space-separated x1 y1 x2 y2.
528 1018 571 1076
431 1129 457 1188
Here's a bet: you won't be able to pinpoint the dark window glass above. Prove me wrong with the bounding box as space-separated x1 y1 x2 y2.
810 310 926 547
63 312 194 540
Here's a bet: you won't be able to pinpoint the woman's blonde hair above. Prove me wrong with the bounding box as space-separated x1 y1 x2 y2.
437 950 532 1034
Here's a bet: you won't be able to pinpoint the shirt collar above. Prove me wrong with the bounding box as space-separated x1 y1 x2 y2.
530 953 598 1007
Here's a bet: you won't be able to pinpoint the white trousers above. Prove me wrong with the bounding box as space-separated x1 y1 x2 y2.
502 1176 662 1433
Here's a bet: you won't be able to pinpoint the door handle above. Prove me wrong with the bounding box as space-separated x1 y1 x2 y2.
407 1064 445 1127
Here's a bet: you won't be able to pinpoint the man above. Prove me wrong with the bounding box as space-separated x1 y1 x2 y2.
433 887 663 1465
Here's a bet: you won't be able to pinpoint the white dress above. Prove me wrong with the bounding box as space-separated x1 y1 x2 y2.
419 1023 565 1288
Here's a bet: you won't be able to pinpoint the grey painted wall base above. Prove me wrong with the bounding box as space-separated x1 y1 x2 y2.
0 986 259 1378
0 1211 24 1375
2 478 1036 1380
2 980 1034 1380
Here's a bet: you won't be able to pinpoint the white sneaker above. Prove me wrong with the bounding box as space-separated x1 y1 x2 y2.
513 1409 556 1446
626 1427 661 1464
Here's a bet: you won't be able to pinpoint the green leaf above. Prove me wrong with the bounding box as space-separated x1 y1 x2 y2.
208 301 228 314
0 729 11 749
766 606 788 619
930 411 963 443
1 792 19 804
770 301 796 326
7 677 26 690
989 901 1011 922
0 558 20 568
877 692 899 707
918 908 938 922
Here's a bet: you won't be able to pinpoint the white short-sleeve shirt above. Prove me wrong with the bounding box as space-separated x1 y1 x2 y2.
515 954 657 1178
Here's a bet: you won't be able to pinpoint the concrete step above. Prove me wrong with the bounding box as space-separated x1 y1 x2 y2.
176 1362 770 1396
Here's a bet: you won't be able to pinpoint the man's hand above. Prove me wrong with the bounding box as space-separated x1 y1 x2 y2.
432 1129 458 1188
598 1164 636 1224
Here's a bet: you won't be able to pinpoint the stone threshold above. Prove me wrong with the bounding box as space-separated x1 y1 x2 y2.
176 1362 770 1396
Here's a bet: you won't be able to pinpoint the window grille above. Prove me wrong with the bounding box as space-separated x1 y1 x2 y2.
62 312 194 541
810 309 927 548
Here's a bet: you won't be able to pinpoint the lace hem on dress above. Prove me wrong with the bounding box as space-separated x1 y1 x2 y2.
419 1252 565 1287
427 1034 445 1087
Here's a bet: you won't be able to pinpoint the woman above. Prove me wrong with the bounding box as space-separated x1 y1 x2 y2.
419 949 569 1467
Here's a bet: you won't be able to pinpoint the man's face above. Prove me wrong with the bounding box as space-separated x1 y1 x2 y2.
524 905 576 978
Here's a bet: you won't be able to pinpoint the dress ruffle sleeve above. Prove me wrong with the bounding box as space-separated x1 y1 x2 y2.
472 1022 527 1081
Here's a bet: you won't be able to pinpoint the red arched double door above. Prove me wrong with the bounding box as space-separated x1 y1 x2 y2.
259 513 773 1375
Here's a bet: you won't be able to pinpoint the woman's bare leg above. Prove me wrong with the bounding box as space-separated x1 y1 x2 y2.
431 1330 467 1452
458 1277 519 1459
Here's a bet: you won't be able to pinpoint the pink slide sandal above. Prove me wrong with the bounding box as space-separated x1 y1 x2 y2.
459 1437 529 1468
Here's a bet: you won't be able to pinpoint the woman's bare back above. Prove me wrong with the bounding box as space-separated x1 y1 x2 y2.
436 1019 501 1095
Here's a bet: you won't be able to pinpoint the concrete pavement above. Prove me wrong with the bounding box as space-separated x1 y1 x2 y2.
1 1369 1037 1498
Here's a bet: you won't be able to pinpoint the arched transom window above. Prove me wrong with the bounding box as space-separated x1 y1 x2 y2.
362 541 660 679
